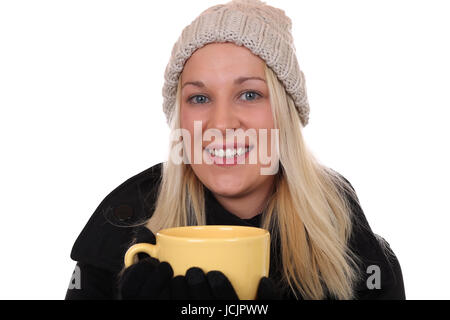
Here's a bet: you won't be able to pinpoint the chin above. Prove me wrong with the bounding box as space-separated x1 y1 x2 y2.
190 163 259 196
205 176 247 198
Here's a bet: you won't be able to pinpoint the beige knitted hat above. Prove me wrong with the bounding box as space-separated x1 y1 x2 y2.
162 0 310 127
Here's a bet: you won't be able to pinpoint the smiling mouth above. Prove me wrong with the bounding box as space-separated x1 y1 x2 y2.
204 145 253 158
203 144 255 166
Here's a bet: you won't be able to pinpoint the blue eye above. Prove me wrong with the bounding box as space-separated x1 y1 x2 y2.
240 91 261 101
187 91 262 105
188 95 209 104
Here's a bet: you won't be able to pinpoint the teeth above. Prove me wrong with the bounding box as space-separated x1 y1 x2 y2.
206 147 251 158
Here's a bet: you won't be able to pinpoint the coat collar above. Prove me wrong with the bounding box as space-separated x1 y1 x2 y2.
204 187 263 227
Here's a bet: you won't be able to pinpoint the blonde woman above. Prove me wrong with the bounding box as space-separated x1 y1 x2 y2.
66 0 405 300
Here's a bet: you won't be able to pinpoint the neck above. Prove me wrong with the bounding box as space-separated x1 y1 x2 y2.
212 178 275 220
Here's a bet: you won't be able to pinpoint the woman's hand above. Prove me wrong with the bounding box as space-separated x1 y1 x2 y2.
256 276 282 300
118 226 173 299
119 256 173 299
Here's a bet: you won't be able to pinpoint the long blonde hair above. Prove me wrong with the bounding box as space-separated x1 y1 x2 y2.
145 63 362 299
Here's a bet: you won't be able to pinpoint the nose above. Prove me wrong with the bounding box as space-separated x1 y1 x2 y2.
208 99 241 134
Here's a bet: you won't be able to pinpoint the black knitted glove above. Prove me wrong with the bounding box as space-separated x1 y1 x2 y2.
183 267 239 300
256 276 282 300
184 268 283 300
118 226 172 300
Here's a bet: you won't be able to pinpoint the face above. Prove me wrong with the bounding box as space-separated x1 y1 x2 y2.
179 42 277 199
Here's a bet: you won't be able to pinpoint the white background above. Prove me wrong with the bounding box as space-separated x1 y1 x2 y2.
0 0 449 299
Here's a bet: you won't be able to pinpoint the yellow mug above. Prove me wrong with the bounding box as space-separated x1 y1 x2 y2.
124 225 270 300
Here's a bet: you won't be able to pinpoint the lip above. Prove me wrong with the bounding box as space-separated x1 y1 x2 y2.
204 145 254 166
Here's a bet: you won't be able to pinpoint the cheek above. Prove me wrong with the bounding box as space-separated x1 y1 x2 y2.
245 102 274 129
180 106 192 129
260 107 275 129
180 105 210 133
180 109 206 164
180 108 197 138
248 105 275 150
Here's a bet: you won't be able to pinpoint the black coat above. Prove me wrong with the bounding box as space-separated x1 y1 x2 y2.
65 162 405 300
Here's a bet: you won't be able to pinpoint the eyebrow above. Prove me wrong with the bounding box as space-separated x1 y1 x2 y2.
181 76 266 89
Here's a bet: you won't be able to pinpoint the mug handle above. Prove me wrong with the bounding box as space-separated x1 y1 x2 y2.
124 243 159 268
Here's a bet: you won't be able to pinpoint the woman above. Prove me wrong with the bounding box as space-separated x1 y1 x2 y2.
66 0 405 300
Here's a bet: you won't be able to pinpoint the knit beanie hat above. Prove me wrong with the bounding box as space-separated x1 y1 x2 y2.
162 0 310 127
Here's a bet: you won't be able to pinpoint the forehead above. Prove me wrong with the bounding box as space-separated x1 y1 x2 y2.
181 42 266 81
